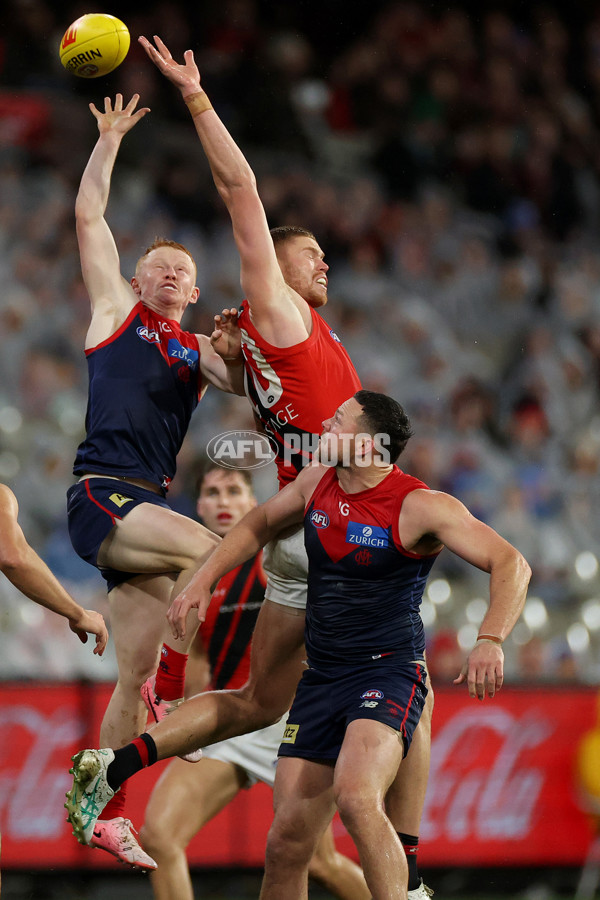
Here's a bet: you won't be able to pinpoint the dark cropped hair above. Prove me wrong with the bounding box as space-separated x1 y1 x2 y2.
354 390 413 463
270 226 317 248
195 460 254 495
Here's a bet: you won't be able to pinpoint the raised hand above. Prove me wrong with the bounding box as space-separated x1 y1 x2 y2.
89 93 150 137
211 307 242 360
139 34 201 96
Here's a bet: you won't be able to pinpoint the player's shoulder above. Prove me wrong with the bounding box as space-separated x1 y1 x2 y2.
295 462 329 497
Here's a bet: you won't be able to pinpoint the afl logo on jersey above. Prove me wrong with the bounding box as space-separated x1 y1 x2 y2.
137 325 161 344
329 330 341 343
361 689 384 700
310 509 330 529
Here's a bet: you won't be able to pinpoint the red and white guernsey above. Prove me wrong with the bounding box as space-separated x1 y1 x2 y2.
237 301 362 488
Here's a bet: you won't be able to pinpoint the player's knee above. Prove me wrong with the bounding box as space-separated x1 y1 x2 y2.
266 816 313 869
235 683 288 728
335 790 378 834
139 820 181 863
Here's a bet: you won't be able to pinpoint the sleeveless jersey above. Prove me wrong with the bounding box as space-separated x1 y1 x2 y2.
73 302 203 491
237 301 361 488
198 552 266 690
304 466 440 669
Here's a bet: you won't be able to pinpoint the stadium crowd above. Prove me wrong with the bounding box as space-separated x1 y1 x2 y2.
0 0 599 685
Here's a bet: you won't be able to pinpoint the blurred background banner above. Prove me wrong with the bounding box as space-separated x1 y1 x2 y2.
0 681 597 871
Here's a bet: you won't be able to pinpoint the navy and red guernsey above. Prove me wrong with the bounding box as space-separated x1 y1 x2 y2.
198 552 266 690
304 466 440 669
237 302 361 488
73 302 204 491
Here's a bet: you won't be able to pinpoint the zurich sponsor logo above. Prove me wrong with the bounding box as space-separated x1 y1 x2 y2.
168 339 199 369
361 689 384 700
310 509 330 529
329 329 341 343
137 325 161 344
346 521 390 549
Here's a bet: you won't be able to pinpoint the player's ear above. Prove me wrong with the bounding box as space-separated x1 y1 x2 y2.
355 433 374 466
131 276 142 296
188 286 200 305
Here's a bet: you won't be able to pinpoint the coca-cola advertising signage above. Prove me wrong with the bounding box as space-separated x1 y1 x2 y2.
0 683 597 869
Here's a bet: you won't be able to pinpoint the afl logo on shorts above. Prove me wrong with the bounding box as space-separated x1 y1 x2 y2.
361 689 384 700
310 509 330 529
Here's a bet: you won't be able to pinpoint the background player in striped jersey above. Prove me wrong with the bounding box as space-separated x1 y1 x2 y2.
141 462 369 900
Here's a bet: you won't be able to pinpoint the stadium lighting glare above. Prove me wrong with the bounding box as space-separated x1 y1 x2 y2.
575 552 599 581
19 603 44 627
58 406 85 436
466 597 487 625
511 621 533 646
581 599 600 632
0 451 20 480
522 597 548 631
457 623 479 650
566 623 590 654
420 599 437 628
427 578 452 606
0 406 23 434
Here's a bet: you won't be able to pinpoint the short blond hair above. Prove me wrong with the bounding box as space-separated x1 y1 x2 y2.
135 238 196 277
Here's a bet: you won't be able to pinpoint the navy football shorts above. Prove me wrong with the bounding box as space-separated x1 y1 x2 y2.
67 478 172 592
279 659 428 762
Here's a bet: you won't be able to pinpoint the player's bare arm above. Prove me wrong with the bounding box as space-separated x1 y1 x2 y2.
168 464 324 640
197 333 245 396
139 35 310 345
0 485 108 655
400 488 531 700
76 93 150 349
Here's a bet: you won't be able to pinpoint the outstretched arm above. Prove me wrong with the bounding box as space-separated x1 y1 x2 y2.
139 36 307 345
0 485 108 655
400 489 531 700
167 464 325 639
76 93 150 348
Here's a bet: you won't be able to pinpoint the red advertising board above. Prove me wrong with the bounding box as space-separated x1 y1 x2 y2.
0 682 598 870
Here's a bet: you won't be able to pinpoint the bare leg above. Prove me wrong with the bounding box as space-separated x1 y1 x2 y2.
334 719 406 899
148 600 307 758
309 821 370 900
386 685 433 833
98 503 220 603
100 574 199 748
260 757 336 900
96 503 219 750
141 757 246 900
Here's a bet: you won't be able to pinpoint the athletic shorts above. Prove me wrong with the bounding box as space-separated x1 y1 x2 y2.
66 477 171 592
202 715 288 789
278 660 428 762
263 525 308 610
